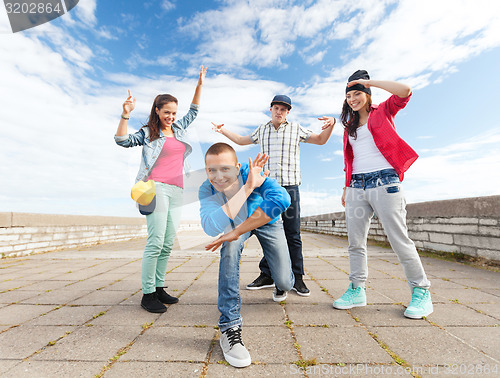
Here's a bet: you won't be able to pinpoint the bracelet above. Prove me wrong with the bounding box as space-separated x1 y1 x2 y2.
121 114 130 120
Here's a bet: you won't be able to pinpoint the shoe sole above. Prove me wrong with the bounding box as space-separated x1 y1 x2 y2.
223 353 251 368
141 303 167 313
404 310 433 319
159 299 179 304
332 302 366 310
246 284 275 290
273 294 287 302
292 287 311 297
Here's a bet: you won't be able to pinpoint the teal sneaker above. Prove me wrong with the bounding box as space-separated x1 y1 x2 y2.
333 283 366 309
404 287 433 319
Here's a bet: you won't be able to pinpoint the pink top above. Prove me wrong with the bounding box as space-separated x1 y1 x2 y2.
148 136 186 188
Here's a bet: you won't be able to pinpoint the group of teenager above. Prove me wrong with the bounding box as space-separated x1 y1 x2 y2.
115 67 433 368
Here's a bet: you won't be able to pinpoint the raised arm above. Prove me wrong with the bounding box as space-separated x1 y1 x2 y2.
306 117 336 145
212 122 253 145
115 89 136 137
191 66 207 105
347 79 411 98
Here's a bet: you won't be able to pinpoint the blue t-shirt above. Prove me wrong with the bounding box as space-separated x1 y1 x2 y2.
198 163 291 237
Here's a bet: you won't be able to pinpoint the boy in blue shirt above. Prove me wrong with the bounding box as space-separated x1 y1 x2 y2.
199 142 294 368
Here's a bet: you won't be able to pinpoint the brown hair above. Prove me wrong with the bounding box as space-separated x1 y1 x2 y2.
205 142 237 164
143 94 178 141
340 94 372 139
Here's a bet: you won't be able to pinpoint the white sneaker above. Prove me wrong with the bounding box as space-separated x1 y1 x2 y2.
220 326 251 368
272 287 287 302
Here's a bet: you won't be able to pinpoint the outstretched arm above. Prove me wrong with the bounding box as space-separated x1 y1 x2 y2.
115 89 136 137
205 208 272 251
212 122 253 145
191 66 207 105
306 117 336 145
347 79 411 98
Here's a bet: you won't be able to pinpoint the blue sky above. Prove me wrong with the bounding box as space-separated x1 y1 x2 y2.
1 0 500 219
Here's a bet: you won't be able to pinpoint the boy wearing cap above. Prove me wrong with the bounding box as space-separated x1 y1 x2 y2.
200 142 294 368
212 95 335 298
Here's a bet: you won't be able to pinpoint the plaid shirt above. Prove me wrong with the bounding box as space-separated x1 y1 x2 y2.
250 120 312 186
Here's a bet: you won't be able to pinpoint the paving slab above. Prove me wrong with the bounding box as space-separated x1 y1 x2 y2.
155 304 219 327
32 325 142 362
27 305 110 326
124 326 215 361
0 325 76 359
0 304 55 326
105 361 204 377
205 363 292 377
3 360 103 378
445 326 500 361
286 303 357 326
370 326 490 365
294 326 394 364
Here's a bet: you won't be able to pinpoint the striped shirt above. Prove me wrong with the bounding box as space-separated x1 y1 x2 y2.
250 120 312 186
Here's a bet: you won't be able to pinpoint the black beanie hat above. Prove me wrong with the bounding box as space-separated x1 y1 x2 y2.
346 70 371 95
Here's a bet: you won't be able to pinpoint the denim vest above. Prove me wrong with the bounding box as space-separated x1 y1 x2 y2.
114 104 199 182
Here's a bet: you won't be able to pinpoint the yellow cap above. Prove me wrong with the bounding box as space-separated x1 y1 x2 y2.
131 180 156 206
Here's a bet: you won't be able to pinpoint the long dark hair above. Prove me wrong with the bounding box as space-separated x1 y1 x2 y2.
143 94 178 141
340 94 372 139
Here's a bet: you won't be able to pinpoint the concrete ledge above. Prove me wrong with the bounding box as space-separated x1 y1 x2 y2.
301 195 500 262
9 213 146 227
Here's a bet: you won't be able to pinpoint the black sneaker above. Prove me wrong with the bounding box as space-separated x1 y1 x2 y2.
156 287 179 304
246 273 274 290
141 292 167 313
292 278 310 297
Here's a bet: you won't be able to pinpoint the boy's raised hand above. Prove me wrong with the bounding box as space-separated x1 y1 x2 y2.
246 153 270 190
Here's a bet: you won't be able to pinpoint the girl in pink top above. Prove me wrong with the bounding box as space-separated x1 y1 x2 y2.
115 66 207 313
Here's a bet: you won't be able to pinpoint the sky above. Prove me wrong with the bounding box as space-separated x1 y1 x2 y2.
1 0 500 220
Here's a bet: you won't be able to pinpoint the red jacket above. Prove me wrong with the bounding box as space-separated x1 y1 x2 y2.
343 93 418 187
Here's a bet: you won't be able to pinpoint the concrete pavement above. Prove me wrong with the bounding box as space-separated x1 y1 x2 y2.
0 230 499 377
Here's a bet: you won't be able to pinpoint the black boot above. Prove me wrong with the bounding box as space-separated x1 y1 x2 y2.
156 287 179 304
141 292 167 313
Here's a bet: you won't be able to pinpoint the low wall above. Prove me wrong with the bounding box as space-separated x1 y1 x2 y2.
301 195 500 262
0 213 150 258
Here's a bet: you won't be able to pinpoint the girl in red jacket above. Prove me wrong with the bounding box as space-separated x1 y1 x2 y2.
333 70 432 319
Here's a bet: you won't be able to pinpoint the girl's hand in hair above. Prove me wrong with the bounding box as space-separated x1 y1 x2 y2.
122 89 136 116
347 79 371 88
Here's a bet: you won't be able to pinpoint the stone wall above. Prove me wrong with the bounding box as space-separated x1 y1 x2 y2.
301 195 500 262
0 213 150 258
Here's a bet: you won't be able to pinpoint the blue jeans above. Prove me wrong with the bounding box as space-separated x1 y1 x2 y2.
259 185 304 277
218 220 294 332
350 168 400 189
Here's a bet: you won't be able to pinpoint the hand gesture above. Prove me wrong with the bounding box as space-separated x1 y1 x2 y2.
212 122 224 134
246 153 270 190
347 79 371 88
318 116 336 130
205 229 240 252
122 89 136 115
198 65 208 86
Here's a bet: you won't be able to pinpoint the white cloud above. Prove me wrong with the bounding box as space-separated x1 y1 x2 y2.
161 1 176 12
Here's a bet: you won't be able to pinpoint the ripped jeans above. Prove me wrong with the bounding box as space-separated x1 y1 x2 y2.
345 169 430 290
